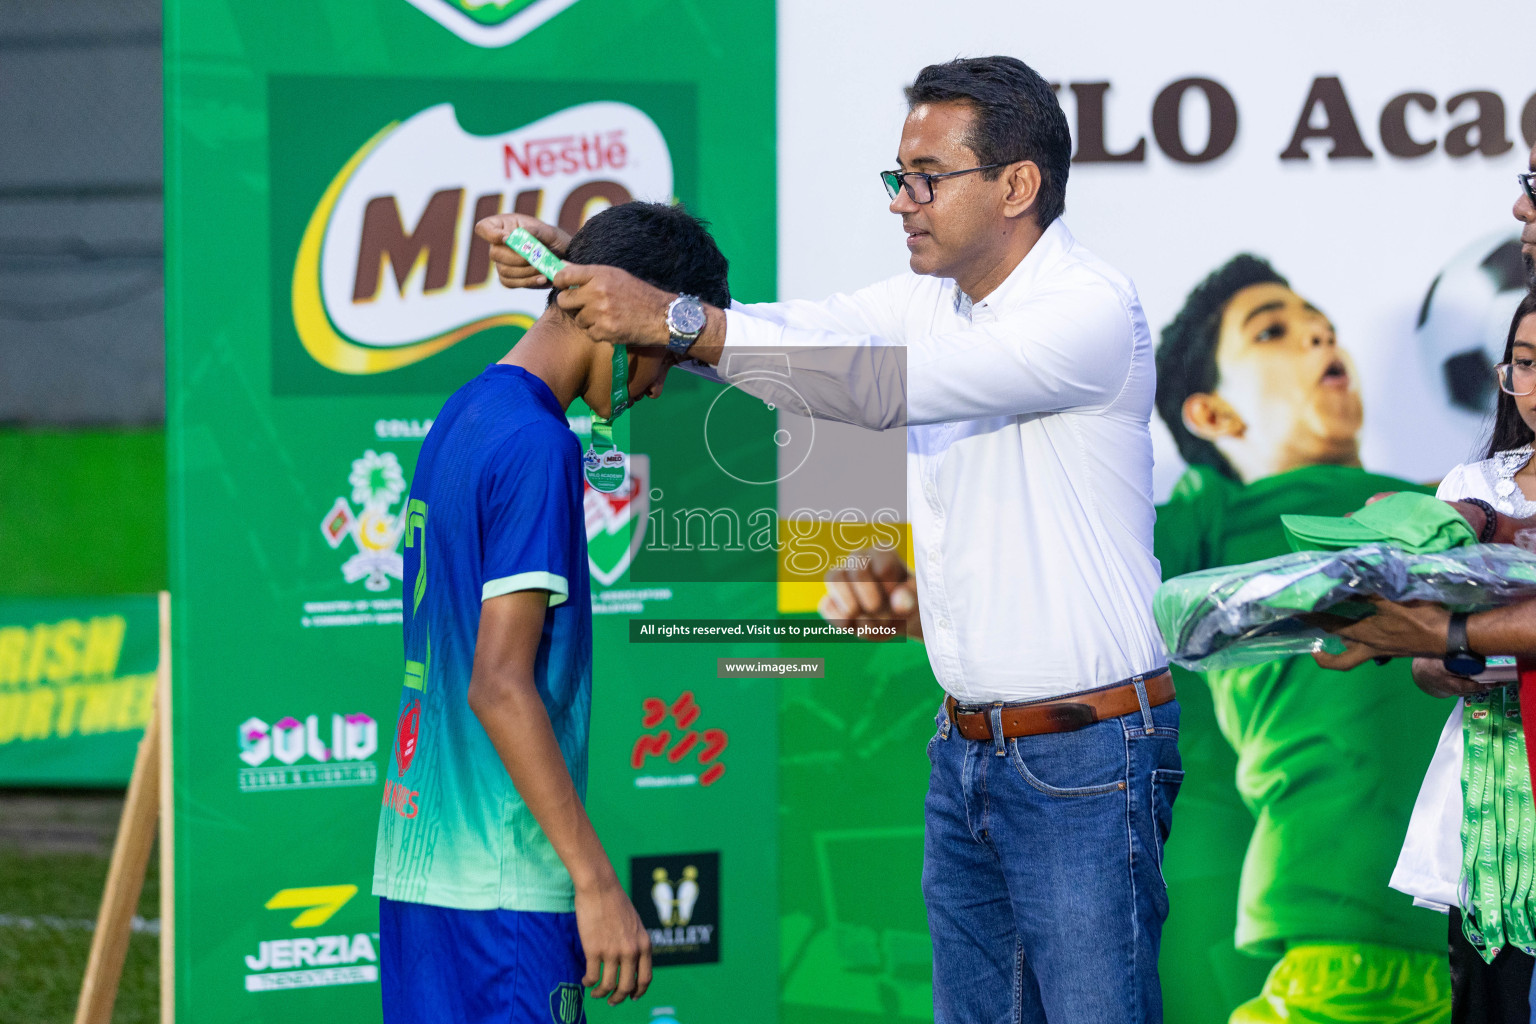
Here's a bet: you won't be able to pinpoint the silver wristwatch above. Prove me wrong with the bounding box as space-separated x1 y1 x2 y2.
665 294 707 356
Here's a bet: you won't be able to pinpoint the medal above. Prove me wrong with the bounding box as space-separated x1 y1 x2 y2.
584 340 631 493
506 229 631 493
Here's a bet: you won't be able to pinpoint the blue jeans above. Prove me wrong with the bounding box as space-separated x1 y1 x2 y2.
922 692 1182 1024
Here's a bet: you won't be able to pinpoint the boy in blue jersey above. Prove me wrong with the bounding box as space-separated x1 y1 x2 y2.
373 201 731 1024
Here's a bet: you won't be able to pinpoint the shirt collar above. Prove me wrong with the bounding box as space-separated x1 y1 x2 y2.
952 218 1075 320
484 363 564 420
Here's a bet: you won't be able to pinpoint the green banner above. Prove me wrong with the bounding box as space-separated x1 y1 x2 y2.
0 595 159 787
165 1 775 1020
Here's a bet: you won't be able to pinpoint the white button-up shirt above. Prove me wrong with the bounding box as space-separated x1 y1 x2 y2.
706 220 1167 703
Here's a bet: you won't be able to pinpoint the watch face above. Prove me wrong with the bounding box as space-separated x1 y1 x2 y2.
1445 652 1487 678
670 297 707 335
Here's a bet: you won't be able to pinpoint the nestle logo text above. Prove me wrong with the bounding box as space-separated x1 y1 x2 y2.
504 132 627 179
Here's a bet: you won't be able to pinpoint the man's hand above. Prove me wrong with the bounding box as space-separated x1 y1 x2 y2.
552 264 673 347
476 214 571 288
819 548 922 642
1410 656 1489 699
575 875 652 1005
1310 595 1452 670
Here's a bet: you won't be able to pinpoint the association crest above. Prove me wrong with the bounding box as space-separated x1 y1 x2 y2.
405 0 582 48
585 454 649 587
321 450 407 591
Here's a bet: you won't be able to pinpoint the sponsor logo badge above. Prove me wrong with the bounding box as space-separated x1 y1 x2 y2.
289 101 670 378
630 852 720 966
631 691 727 789
395 699 421 774
405 0 582 49
238 713 378 793
244 885 378 992
549 981 586 1023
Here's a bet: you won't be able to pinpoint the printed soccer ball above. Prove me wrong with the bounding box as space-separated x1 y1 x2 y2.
1415 229 1528 413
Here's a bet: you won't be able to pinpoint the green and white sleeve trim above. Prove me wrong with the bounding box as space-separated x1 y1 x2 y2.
482 571 569 606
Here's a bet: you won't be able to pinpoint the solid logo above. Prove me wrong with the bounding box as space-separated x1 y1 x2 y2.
631 691 727 789
291 101 671 376
238 713 378 793
549 981 586 1023
405 0 581 49
630 852 720 966
321 450 408 591
244 884 378 993
395 699 421 774
586 454 649 587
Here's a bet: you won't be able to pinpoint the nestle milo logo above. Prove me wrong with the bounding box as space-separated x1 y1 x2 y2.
405 0 582 48
291 101 672 377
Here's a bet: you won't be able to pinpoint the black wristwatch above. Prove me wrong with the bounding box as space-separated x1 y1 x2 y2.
1444 611 1487 677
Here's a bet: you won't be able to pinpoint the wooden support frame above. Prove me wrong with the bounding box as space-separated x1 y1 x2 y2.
73 591 172 1024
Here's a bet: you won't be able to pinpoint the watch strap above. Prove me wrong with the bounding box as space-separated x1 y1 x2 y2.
1448 611 1473 656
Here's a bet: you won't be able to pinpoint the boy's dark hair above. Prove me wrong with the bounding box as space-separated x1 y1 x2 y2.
1483 289 1536 459
550 200 730 310
904 56 1071 227
1155 255 1288 480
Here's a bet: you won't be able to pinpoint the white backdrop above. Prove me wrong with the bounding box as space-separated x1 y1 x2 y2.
776 0 1535 498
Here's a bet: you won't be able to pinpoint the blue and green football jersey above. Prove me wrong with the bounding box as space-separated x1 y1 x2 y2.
373 364 592 912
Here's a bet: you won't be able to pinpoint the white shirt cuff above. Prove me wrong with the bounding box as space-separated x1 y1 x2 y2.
482 571 569 606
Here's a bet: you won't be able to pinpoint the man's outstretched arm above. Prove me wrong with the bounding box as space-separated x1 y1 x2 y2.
469 590 651 1005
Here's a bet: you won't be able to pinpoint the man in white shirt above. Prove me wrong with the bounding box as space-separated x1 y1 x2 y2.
479 56 1180 1024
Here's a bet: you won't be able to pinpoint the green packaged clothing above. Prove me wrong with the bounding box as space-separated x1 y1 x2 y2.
1282 491 1477 554
1155 464 1447 956
1227 943 1450 1024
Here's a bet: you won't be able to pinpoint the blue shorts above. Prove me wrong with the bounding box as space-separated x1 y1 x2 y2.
379 897 587 1024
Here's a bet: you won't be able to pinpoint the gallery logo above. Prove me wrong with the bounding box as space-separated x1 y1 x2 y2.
244 884 379 993
321 450 408 591
291 101 671 376
586 453 649 587
630 852 720 966
405 0 581 49
631 691 728 789
238 713 379 793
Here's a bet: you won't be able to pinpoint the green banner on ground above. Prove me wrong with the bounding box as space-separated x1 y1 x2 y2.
0 595 159 787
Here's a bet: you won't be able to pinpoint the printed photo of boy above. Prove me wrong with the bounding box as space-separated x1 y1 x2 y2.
1153 255 1453 1023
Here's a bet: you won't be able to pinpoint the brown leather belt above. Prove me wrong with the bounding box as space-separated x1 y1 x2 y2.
944 671 1175 741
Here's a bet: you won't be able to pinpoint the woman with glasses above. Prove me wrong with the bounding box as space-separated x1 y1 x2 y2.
1392 290 1536 1024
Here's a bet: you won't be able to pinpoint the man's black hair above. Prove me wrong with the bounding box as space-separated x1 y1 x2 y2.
1154 255 1288 480
549 200 730 310
1484 289 1536 459
904 56 1071 227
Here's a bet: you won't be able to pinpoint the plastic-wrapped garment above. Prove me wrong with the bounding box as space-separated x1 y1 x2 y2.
1155 543 1536 671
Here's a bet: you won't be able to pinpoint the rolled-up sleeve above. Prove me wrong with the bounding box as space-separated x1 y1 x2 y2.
697 276 1134 429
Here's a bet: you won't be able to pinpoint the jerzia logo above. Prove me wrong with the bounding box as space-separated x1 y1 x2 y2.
244 884 379 993
630 852 720 966
291 101 671 376
405 0 581 49
238 713 378 793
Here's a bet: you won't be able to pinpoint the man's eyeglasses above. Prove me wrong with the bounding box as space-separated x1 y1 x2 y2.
881 164 1008 205
1519 172 1536 208
1496 360 1536 396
